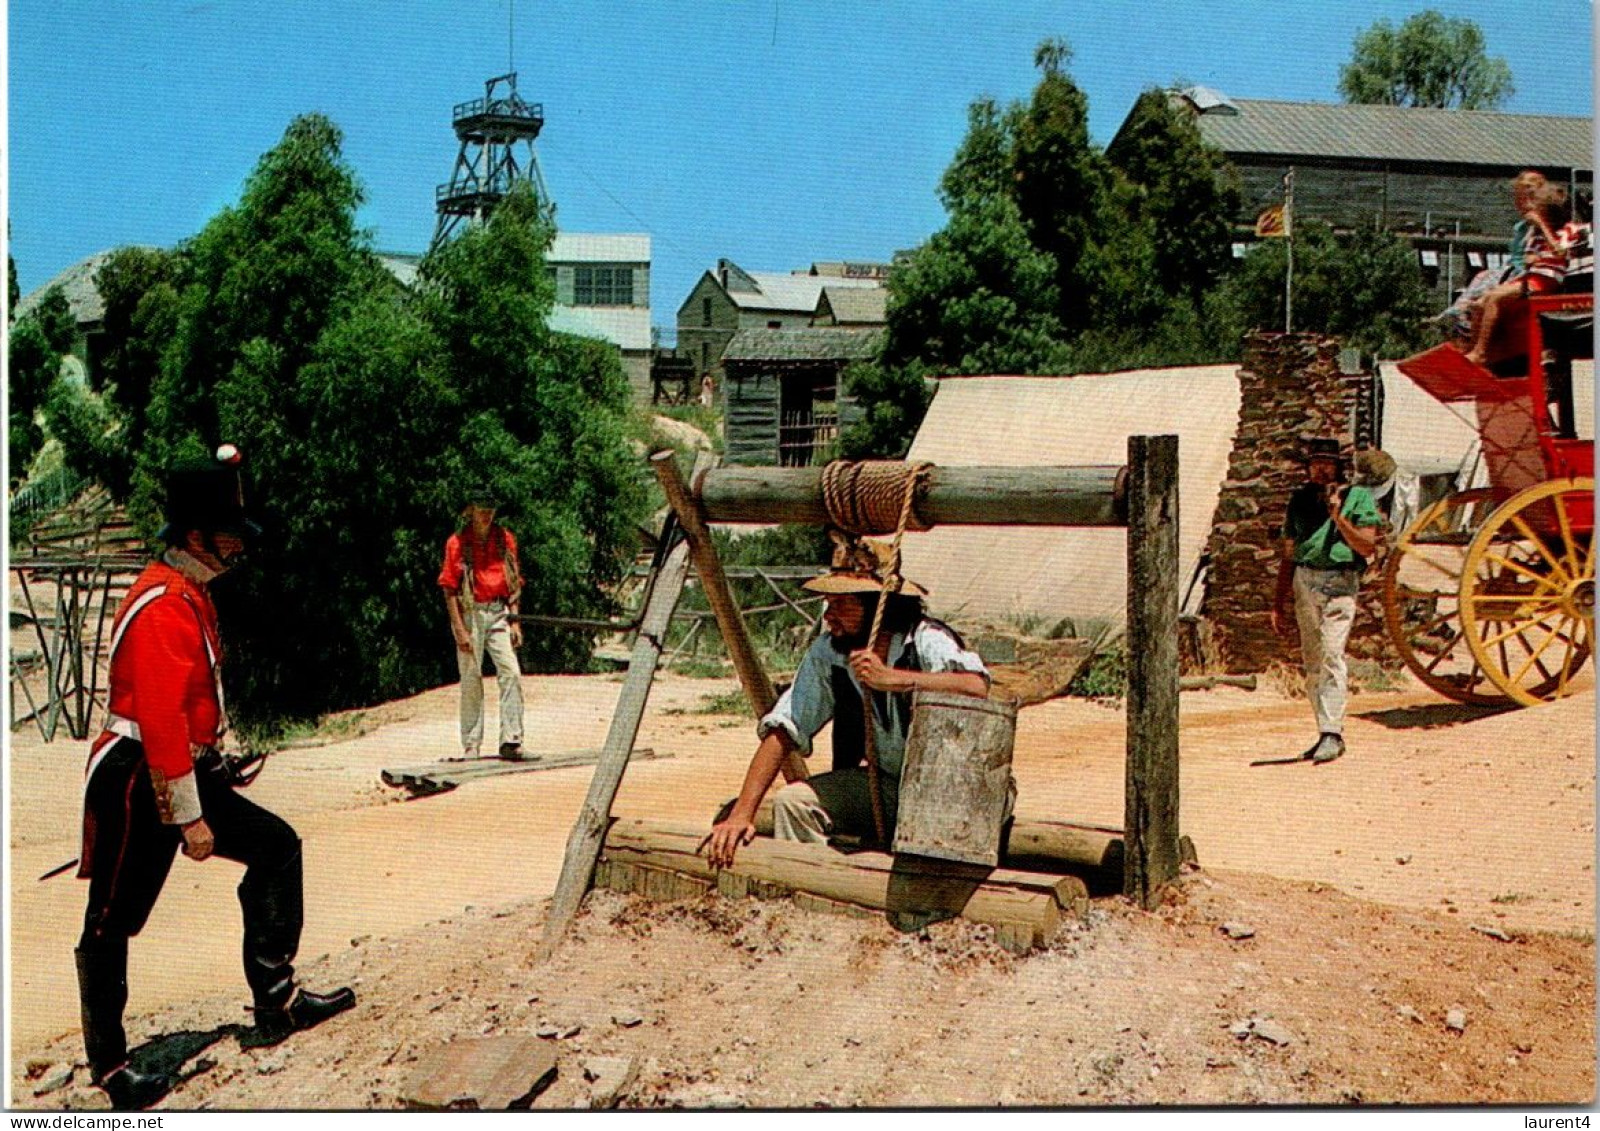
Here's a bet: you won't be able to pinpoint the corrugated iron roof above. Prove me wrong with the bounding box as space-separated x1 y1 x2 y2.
817 286 888 325
728 271 880 313
550 232 650 263
548 304 653 352
1193 99 1592 170
378 252 422 288
723 327 882 362
16 249 148 324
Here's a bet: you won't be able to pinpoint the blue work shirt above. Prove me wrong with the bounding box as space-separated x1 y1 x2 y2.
757 620 989 779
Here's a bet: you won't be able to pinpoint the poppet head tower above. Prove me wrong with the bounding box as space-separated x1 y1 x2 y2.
430 71 550 251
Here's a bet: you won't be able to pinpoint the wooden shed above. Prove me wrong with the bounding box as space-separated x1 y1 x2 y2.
722 327 882 467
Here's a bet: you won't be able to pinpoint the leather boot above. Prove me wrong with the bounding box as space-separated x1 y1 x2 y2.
76 941 129 1081
239 848 304 1015
76 941 174 1109
99 1064 174 1111
239 986 356 1049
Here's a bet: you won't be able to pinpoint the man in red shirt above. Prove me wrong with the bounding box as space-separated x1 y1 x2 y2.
76 446 354 1110
438 488 527 760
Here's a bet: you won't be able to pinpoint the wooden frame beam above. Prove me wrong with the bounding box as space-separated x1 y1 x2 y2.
694 465 1128 527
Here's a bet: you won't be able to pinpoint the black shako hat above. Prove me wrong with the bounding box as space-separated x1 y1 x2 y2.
158 443 263 543
464 485 499 509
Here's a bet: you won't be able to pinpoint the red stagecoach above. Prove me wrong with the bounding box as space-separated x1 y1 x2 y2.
1383 289 1594 707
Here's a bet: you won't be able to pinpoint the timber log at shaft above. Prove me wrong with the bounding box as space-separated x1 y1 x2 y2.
602 818 1086 950
747 801 1196 887
694 465 1128 527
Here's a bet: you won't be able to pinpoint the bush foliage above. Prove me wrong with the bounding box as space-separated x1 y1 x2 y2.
36 113 646 730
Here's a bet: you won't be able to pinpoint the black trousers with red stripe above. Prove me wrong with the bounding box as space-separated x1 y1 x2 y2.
77 737 302 1075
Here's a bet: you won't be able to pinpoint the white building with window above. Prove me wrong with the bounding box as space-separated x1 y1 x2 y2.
546 232 653 400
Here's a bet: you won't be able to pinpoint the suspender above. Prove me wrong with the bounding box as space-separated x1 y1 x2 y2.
459 526 521 608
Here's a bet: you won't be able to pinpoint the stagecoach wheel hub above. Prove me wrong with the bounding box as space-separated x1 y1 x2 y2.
1570 577 1595 620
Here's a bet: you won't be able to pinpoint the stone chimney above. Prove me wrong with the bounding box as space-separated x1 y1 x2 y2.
1199 332 1395 673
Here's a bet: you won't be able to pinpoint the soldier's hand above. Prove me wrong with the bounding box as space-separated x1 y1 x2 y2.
702 818 755 870
181 818 215 861
509 622 523 648
453 628 473 653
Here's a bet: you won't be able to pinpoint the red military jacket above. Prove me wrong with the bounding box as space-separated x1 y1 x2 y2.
92 557 225 825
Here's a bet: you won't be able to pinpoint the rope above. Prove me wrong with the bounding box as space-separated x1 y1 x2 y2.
851 461 933 846
821 461 933 536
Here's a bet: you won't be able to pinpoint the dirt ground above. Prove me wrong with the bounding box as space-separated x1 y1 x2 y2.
7 667 1596 1109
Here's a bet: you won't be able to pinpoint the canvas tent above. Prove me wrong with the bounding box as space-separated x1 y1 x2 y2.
901 368 1242 637
900 360 1592 640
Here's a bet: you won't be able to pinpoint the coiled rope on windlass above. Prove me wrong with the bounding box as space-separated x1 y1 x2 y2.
821 460 934 846
820 460 935 537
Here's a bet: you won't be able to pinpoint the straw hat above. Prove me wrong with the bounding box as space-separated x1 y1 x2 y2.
800 538 929 598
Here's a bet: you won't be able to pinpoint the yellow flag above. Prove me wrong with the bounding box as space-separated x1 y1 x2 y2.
1255 205 1287 238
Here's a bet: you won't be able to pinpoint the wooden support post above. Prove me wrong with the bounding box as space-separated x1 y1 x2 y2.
695 465 1128 527
652 450 807 782
1124 434 1182 909
538 452 712 962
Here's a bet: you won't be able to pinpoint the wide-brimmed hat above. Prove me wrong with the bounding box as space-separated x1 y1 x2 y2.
157 443 261 543
800 538 929 598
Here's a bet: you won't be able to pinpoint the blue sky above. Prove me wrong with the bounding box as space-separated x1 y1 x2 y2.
8 1 1594 333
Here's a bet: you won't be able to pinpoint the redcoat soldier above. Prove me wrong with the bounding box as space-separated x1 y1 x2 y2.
75 446 354 1109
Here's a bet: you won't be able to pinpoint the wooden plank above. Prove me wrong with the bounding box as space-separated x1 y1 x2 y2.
538 452 714 962
380 748 666 797
1124 435 1182 909
696 465 1128 528
604 817 1084 948
653 450 807 783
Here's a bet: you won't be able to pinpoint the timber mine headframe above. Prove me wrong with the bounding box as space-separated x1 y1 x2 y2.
430 71 550 251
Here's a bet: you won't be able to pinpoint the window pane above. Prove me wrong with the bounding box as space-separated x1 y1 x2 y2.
572 265 633 305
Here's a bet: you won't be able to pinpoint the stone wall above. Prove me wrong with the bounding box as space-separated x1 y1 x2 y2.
1199 332 1396 673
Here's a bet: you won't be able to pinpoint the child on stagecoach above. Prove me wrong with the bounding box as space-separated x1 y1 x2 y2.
1462 181 1570 367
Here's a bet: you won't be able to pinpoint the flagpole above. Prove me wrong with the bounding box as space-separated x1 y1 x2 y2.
1284 168 1295 334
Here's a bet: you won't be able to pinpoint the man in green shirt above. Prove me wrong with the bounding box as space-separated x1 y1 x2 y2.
1271 438 1385 763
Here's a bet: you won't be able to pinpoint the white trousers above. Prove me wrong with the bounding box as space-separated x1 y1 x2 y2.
457 600 523 754
1293 566 1359 736
772 767 1016 845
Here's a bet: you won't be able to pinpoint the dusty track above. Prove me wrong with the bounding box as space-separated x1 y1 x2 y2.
7 670 1595 1107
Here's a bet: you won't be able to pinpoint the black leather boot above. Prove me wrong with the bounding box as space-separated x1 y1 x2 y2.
239 986 356 1049
76 941 174 1109
100 1064 174 1111
239 848 305 1015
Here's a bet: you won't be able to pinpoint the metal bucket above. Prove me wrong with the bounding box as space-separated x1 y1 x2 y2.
892 690 1017 866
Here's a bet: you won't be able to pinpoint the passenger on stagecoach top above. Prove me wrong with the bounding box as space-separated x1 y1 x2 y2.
1463 181 1570 367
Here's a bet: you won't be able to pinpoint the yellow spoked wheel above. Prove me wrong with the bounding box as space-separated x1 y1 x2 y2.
1459 477 1595 707
1381 489 1511 705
